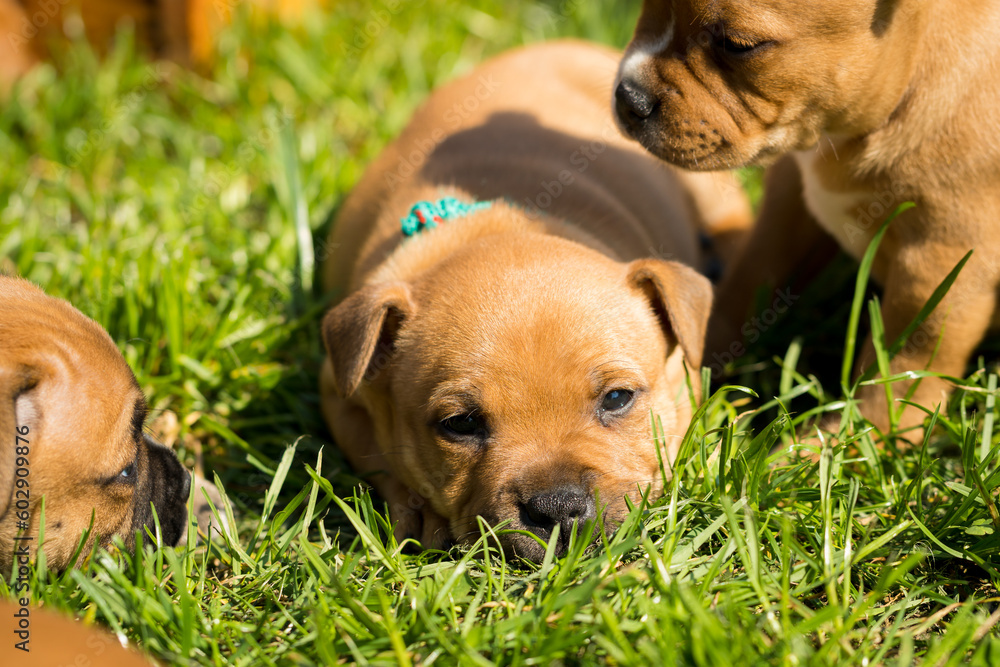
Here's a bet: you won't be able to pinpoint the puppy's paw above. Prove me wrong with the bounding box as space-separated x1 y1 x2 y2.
392 503 452 551
417 507 452 551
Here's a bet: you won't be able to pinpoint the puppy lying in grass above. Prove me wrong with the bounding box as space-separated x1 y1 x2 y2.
0 276 226 571
319 40 750 560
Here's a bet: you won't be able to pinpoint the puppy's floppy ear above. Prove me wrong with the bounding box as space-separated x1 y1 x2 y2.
321 282 416 397
0 368 38 519
627 259 713 371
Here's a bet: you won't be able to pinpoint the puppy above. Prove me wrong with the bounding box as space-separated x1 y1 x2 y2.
0 599 153 666
319 40 750 560
0 0 328 90
0 276 209 571
613 1 1000 436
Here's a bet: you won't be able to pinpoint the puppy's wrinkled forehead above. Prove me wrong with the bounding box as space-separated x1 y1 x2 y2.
10 285 150 467
634 0 872 45
396 236 664 403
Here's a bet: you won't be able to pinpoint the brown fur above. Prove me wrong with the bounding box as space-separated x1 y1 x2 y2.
0 599 153 665
615 0 1000 436
0 0 37 93
320 40 750 560
0 276 192 570
0 0 332 89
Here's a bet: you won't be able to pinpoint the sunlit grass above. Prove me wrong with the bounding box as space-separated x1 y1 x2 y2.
1 1 999 664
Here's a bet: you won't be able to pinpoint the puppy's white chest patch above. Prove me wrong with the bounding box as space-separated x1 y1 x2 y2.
794 151 898 262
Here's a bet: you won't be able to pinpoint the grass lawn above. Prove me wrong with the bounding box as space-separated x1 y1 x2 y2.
2 0 1000 664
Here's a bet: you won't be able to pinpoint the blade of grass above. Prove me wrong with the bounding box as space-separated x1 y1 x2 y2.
842 202 915 390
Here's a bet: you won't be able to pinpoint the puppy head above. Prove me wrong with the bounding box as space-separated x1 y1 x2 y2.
0 278 191 571
613 0 925 169
323 234 711 560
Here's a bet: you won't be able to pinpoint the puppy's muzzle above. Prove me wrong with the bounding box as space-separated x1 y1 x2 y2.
519 485 598 551
615 79 659 136
138 435 192 547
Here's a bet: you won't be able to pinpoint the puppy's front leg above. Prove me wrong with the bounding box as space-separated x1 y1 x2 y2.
707 155 832 372
369 466 451 550
854 233 1000 438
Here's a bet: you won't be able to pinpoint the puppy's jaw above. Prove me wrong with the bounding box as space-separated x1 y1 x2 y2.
616 40 818 170
130 435 192 548
615 45 784 170
453 463 664 561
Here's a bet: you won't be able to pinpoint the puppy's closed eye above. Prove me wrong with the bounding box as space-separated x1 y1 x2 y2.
718 36 756 54
438 412 490 442
711 26 774 60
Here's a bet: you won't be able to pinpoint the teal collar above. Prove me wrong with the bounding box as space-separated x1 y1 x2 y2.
401 197 493 237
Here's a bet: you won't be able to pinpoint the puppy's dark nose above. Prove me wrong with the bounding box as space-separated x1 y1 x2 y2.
521 486 597 541
615 79 658 129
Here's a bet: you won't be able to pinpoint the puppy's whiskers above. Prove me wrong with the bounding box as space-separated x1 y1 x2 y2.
826 136 840 161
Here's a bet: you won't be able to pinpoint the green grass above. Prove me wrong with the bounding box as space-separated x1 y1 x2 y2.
2 0 1000 664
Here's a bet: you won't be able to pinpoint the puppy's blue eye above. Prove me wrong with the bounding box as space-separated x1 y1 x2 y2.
601 389 634 413
119 463 136 480
440 413 488 440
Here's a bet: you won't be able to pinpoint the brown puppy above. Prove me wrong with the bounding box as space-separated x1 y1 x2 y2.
614 1 1000 436
0 0 332 90
319 40 750 560
0 599 153 666
0 276 194 571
